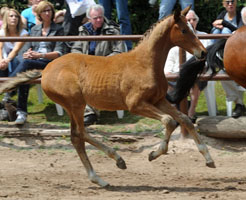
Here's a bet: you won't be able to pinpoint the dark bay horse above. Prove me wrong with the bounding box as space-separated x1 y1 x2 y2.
0 6 215 187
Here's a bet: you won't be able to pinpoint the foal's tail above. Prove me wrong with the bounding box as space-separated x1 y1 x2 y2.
0 70 42 94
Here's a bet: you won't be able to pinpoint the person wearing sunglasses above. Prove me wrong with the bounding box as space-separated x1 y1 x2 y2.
211 0 243 38
8 1 65 125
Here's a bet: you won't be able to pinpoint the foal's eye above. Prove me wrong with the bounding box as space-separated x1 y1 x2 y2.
181 29 187 34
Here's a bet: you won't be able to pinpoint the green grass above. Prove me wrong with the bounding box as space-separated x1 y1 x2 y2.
1 81 243 128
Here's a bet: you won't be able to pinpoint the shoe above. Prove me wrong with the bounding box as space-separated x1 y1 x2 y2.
232 104 245 118
84 114 97 126
15 111 27 125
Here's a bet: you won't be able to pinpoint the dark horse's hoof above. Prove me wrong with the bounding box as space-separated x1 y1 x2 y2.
116 157 127 169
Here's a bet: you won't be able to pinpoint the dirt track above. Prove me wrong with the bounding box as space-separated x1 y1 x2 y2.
1 124 246 200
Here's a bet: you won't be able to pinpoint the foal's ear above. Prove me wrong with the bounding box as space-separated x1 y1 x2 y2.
181 5 192 16
174 6 181 22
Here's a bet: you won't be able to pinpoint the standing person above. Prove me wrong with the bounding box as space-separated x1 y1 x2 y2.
71 4 126 125
10 1 64 125
54 0 96 53
211 0 245 118
158 0 194 20
0 8 28 102
98 0 132 51
21 0 43 33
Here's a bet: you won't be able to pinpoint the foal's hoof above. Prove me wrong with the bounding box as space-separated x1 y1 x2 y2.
206 161 216 168
116 157 127 169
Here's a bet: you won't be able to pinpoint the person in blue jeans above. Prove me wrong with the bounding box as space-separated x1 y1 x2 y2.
11 1 64 125
98 0 132 51
211 0 242 43
158 0 194 20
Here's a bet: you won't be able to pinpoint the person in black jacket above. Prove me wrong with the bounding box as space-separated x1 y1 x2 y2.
211 0 243 38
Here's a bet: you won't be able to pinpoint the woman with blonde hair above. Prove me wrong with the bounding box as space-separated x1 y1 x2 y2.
0 8 28 103
9 1 64 124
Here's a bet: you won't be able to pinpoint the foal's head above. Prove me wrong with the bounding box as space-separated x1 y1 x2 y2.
169 5 207 59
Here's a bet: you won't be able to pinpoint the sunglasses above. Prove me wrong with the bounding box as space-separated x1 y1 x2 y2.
225 0 234 5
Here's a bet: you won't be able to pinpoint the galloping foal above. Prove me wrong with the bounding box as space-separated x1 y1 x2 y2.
0 6 215 187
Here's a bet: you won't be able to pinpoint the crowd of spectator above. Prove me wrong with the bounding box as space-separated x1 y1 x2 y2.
0 0 246 126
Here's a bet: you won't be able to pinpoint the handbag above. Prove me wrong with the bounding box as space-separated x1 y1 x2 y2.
66 0 96 18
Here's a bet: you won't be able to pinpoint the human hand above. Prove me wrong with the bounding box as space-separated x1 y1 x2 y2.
0 59 9 70
213 19 223 29
23 48 40 59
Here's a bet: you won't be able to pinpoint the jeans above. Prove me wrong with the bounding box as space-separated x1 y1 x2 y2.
99 0 132 50
159 0 194 20
9 58 50 113
0 57 20 77
211 27 232 44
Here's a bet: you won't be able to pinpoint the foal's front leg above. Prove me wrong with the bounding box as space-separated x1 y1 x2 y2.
156 98 215 168
129 101 178 161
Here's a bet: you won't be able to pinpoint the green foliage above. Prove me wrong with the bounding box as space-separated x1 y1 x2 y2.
0 0 28 12
1 0 246 34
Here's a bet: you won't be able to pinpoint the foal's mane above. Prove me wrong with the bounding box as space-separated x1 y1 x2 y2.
135 15 172 48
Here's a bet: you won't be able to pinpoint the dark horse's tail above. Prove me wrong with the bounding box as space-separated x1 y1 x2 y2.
166 39 227 104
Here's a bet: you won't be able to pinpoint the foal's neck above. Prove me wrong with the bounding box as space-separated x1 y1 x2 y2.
138 17 173 72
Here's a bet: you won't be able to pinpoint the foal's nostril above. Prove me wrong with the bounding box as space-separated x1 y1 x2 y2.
201 50 207 59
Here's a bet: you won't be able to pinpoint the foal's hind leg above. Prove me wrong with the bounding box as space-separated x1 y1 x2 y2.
69 108 126 186
156 98 215 168
70 117 109 187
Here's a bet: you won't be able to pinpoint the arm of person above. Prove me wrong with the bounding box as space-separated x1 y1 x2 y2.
222 20 237 32
107 27 127 56
0 42 8 70
6 41 26 62
54 9 66 24
0 42 3 60
21 15 28 29
52 26 65 57
24 50 61 60
108 40 127 56
212 19 224 29
71 26 88 54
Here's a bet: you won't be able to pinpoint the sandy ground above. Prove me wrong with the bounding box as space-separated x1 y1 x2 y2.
1 124 246 200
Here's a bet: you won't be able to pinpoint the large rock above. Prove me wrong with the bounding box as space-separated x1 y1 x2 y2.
197 116 246 139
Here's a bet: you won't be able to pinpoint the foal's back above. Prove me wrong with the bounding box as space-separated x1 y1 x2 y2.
41 52 138 110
